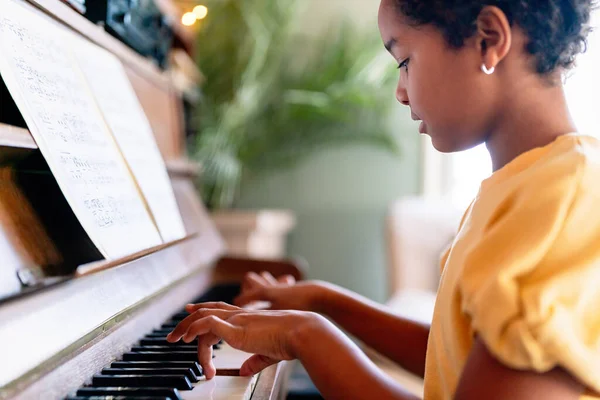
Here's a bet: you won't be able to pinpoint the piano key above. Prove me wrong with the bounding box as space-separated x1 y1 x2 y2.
138 339 221 350
101 368 199 383
76 387 182 400
65 397 170 400
131 346 198 352
139 339 197 346
122 352 200 362
145 333 174 338
110 362 203 377
153 328 178 333
211 342 253 370
145 331 178 337
179 375 257 400
91 375 193 390
140 337 200 345
170 312 190 320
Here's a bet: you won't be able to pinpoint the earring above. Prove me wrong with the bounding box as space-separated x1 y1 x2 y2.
481 64 495 75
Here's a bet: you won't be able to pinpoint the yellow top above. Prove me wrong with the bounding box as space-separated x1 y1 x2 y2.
424 134 600 400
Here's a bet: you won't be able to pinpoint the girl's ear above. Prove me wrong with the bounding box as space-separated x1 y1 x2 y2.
474 6 512 71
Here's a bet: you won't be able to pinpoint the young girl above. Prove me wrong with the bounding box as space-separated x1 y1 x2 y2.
168 0 600 398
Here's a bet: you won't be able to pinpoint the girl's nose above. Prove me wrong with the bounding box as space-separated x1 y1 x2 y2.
396 84 409 106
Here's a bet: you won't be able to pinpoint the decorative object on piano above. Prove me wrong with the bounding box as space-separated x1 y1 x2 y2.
189 0 401 209
62 0 175 68
211 209 296 259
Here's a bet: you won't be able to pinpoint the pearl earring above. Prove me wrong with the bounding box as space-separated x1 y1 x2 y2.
481 64 495 75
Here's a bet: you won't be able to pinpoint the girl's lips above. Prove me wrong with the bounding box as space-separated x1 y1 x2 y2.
419 121 426 134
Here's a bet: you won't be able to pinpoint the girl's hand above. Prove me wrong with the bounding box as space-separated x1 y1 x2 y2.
233 271 326 312
166 302 325 380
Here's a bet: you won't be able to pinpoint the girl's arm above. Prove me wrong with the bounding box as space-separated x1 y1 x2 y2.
292 312 421 400
454 338 585 400
315 282 430 378
167 306 420 400
234 273 430 377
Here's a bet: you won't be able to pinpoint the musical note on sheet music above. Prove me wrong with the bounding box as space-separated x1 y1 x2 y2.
0 0 162 258
71 36 187 242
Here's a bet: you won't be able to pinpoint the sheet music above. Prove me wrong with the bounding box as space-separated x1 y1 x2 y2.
0 0 162 258
71 36 187 242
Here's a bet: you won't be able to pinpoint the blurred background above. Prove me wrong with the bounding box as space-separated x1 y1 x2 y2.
172 0 600 303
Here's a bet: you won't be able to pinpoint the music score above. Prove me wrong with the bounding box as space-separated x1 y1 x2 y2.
0 0 165 259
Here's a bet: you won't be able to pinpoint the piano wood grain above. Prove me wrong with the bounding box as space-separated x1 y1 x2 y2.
0 123 36 164
0 123 36 150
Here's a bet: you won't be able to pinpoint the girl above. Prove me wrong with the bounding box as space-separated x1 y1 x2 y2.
168 0 600 398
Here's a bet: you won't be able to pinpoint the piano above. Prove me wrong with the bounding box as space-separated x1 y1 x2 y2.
0 1 304 399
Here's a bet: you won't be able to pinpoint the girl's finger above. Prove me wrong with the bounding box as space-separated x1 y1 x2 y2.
181 315 240 344
185 302 240 313
245 272 268 288
239 354 279 376
197 333 220 380
167 309 239 342
260 271 278 286
234 288 268 308
277 274 296 285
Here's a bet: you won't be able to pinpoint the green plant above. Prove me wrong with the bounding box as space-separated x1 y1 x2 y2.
190 0 400 209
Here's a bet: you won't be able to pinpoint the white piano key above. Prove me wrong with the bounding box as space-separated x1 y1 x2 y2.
181 375 258 400
213 342 253 370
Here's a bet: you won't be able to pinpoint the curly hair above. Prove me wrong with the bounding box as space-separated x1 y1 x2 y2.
394 0 595 74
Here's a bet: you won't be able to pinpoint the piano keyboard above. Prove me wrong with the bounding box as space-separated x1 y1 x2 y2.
64 288 258 400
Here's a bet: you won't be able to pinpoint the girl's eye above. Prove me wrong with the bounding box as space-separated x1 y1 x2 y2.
397 58 410 70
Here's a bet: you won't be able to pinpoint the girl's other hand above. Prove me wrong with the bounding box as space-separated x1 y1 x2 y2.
166 302 325 379
233 271 326 312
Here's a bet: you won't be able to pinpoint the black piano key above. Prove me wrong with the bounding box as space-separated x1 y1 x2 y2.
76 388 182 400
91 375 193 390
170 312 190 320
145 330 175 337
131 346 197 352
141 337 198 344
122 352 199 362
145 333 172 338
154 328 177 333
161 323 178 329
66 397 170 400
110 361 203 376
101 368 199 383
137 338 220 350
191 283 240 304
139 338 196 346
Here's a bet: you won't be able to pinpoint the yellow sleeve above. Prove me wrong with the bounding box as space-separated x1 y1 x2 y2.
458 155 600 393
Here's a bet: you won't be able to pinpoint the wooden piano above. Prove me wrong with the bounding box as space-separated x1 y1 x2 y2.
0 1 303 399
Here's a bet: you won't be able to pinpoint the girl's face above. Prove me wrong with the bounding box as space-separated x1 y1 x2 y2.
378 0 499 153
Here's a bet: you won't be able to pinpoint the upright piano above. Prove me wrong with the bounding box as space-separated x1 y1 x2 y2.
0 1 303 399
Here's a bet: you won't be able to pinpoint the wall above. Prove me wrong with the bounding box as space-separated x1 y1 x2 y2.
236 0 422 302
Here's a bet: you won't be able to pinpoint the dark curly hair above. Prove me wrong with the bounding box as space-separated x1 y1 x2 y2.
394 0 595 74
